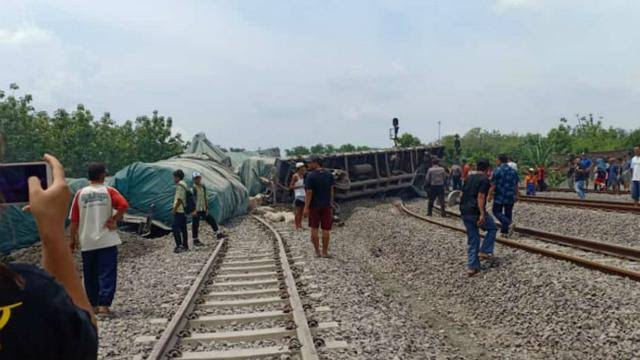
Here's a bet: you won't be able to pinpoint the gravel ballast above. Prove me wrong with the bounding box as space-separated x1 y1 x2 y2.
315 199 640 359
8 197 640 359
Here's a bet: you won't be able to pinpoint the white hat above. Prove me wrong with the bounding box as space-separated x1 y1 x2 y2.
295 162 305 169
192 171 202 178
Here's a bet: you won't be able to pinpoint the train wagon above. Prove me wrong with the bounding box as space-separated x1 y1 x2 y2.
273 145 445 203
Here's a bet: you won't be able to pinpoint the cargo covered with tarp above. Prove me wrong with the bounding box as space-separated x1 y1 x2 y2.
0 133 276 254
111 155 249 228
0 178 89 254
237 156 276 196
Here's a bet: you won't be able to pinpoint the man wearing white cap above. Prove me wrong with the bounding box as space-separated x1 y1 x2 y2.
289 162 306 229
191 172 222 245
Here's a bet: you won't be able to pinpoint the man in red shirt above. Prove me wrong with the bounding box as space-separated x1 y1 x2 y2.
537 164 547 192
70 163 129 316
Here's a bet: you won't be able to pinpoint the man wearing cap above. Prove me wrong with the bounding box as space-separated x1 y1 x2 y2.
191 172 223 245
303 155 335 258
289 163 306 229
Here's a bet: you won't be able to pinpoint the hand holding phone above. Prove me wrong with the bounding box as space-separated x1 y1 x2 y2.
24 155 70 230
0 161 53 205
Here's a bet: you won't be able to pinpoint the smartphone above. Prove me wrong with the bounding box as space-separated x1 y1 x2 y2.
0 162 53 205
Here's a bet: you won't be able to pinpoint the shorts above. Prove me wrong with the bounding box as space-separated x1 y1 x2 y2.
294 199 305 207
632 181 640 201
308 207 333 230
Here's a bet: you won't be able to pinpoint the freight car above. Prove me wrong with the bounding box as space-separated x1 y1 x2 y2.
273 146 445 203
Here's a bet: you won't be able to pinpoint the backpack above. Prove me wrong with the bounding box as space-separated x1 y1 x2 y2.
179 183 196 214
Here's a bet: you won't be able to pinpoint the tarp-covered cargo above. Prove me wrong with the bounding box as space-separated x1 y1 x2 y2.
237 157 276 196
0 178 89 254
111 156 249 227
1 133 276 254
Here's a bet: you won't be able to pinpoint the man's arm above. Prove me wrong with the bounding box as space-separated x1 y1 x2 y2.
477 192 487 225
303 189 313 217
69 192 80 251
28 154 96 325
173 185 184 213
107 187 129 229
487 184 496 202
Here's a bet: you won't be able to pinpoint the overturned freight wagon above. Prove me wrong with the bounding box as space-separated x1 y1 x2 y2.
273 146 444 203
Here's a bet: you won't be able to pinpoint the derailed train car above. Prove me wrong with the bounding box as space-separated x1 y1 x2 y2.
273 146 445 203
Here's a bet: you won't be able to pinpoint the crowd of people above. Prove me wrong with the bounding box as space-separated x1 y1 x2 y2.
567 147 640 203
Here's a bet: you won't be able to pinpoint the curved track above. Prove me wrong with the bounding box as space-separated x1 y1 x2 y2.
146 215 346 360
518 195 640 214
399 201 640 281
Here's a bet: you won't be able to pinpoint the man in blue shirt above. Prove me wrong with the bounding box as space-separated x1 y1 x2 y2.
488 154 520 236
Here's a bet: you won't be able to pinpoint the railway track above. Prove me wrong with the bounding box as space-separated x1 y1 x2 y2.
399 200 640 281
145 215 347 360
518 195 640 214
525 186 631 195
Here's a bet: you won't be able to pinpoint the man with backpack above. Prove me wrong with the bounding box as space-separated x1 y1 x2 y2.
172 169 193 253
191 172 224 244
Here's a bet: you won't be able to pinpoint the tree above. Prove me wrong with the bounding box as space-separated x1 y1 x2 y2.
0 84 186 177
286 146 311 157
397 133 421 148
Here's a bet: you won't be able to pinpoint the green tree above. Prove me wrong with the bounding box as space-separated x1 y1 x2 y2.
286 146 311 157
397 133 421 148
0 85 186 177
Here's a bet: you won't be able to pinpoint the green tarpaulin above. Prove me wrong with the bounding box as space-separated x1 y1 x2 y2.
0 178 89 254
0 133 275 254
237 156 276 196
111 156 249 227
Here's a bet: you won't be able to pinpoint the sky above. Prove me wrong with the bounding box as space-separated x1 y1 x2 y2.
1 0 640 150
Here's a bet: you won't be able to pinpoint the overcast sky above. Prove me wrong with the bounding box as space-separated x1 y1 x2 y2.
1 0 639 150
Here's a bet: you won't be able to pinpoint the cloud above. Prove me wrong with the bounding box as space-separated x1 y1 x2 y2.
0 27 52 45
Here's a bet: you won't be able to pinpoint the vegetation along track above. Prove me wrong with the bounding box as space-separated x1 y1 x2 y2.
518 195 640 214
146 215 347 360
398 201 640 281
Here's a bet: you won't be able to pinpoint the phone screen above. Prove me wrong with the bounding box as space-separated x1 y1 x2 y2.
0 163 50 204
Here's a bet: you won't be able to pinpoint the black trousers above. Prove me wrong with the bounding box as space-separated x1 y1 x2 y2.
172 212 188 248
192 211 219 239
428 185 446 216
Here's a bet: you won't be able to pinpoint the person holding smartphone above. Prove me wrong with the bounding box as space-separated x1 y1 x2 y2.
0 154 98 359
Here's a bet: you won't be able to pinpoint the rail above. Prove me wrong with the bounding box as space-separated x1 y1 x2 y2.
146 216 345 359
518 195 640 214
398 201 640 282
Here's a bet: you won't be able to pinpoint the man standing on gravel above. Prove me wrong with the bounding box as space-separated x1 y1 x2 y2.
425 158 446 217
172 169 190 253
631 145 640 206
460 158 497 277
191 172 224 244
303 155 335 258
70 163 129 316
451 162 462 190
488 154 519 237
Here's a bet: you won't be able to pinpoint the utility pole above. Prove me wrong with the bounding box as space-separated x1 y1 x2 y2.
437 121 441 143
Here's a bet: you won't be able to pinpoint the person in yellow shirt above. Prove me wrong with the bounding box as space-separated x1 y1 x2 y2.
524 168 538 196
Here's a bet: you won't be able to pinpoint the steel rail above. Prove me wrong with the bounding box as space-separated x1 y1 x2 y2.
440 209 640 261
398 201 640 282
147 238 227 360
519 186 630 195
518 195 640 213
251 215 320 360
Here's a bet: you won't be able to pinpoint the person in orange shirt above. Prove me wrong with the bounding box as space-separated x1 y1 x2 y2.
525 168 538 196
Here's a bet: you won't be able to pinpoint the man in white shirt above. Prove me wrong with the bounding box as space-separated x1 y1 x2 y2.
631 145 640 206
70 163 129 315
